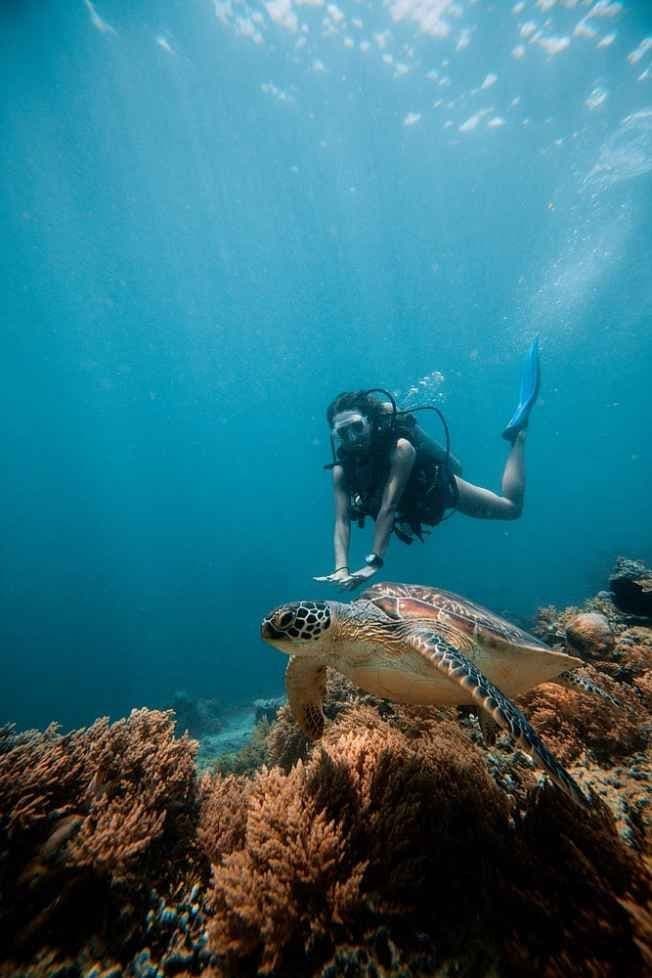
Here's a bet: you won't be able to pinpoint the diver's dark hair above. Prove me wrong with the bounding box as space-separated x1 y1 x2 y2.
326 390 387 427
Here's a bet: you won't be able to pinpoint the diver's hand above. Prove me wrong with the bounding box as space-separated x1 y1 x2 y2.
336 565 378 591
313 567 351 585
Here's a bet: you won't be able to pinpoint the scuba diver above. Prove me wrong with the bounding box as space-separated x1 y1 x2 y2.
314 338 540 591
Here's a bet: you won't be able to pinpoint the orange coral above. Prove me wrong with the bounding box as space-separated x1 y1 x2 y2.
0 723 88 836
519 677 644 766
201 706 511 974
200 696 652 978
67 709 198 878
635 671 652 707
264 672 383 773
0 709 201 967
0 684 650 978
198 771 252 863
500 785 651 978
205 761 366 973
621 858 652 974
264 703 310 771
323 714 509 921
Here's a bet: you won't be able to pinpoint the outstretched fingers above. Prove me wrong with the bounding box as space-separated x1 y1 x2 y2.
337 574 366 591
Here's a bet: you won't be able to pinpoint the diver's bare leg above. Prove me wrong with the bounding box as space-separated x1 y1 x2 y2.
500 430 526 507
454 432 526 520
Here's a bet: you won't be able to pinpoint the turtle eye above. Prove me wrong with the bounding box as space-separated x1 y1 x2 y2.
278 611 294 629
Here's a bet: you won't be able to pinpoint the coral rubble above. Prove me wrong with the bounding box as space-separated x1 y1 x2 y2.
1 562 651 978
169 691 224 739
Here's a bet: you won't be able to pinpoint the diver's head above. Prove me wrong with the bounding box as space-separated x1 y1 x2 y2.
326 390 391 457
331 409 372 454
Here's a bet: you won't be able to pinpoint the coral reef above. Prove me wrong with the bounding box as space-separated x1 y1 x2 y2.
519 672 644 766
197 697 651 978
523 565 652 859
0 710 200 970
565 611 615 658
1 561 651 978
609 556 652 617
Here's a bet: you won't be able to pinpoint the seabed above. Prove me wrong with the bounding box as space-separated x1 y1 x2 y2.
1 557 651 978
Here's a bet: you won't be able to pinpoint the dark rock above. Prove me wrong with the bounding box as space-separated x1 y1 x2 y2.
253 696 285 724
609 556 652 617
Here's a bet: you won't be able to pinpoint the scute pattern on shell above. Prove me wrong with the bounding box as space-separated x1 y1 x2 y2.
363 581 551 651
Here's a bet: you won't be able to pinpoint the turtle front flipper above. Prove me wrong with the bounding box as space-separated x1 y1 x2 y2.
405 627 591 809
286 656 327 739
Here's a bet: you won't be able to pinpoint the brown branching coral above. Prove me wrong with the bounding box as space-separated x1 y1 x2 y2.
621 858 652 974
67 709 198 878
0 709 198 877
201 706 510 974
321 715 510 922
264 672 375 773
0 709 202 969
264 702 312 771
264 675 428 773
200 695 651 978
635 671 652 707
0 723 88 837
198 772 252 863
499 786 651 978
519 677 644 766
205 761 367 974
68 793 167 875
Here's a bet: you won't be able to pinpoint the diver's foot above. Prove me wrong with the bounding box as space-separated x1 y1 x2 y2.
501 336 540 442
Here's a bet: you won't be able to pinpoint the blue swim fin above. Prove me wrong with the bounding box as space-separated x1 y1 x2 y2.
502 336 540 443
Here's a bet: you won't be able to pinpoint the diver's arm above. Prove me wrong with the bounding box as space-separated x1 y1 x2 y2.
332 465 351 571
371 438 416 559
313 465 351 584
337 439 415 591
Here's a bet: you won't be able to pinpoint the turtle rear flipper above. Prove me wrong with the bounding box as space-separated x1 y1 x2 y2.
555 671 623 709
286 656 327 739
405 627 591 810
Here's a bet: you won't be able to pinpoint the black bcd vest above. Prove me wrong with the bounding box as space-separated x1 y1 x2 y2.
338 414 462 543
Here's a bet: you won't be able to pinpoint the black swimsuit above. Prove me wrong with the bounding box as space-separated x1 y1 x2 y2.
340 420 461 543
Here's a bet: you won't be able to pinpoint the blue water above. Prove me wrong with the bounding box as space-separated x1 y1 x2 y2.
1 1 651 731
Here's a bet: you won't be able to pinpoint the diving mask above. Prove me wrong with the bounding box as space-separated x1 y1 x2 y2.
332 411 372 454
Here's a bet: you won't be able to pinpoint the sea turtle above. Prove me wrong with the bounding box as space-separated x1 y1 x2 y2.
261 581 605 809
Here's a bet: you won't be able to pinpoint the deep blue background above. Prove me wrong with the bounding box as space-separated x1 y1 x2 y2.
2 1 651 729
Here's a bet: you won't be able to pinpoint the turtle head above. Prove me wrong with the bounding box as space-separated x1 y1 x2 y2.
261 600 334 654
